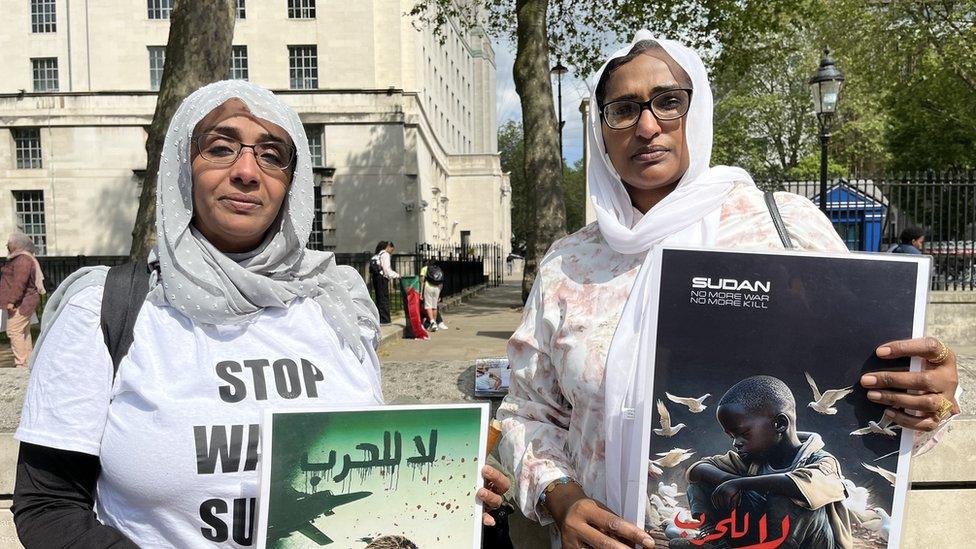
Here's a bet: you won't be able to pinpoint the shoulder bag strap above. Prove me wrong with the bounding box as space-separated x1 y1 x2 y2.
100 259 151 378
764 191 795 250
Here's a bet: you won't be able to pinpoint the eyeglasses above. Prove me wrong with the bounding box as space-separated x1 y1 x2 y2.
195 133 296 171
601 88 693 130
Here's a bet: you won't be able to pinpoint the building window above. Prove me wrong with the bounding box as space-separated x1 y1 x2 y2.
287 0 315 19
147 0 172 19
31 0 57 33
148 46 166 91
236 0 246 18
12 129 43 169
305 125 323 166
31 58 59 92
308 184 324 251
229 45 248 80
13 191 47 255
288 45 318 89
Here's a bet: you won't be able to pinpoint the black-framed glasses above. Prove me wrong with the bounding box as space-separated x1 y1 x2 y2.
195 133 296 171
601 88 693 130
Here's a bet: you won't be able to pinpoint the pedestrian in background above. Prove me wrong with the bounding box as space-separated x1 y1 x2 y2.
0 232 44 368
420 259 446 331
889 226 925 254
370 240 399 324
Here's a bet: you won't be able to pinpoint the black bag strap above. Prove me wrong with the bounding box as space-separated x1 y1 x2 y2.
764 191 795 250
100 259 151 378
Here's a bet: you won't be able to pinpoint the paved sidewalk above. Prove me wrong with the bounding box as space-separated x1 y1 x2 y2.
377 282 522 403
0 283 972 548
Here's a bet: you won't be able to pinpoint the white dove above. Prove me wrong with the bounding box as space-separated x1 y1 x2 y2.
653 448 696 468
804 372 853 414
850 412 902 437
666 392 711 413
645 497 664 527
647 458 664 476
657 482 684 508
654 399 686 437
856 507 891 541
862 462 897 487
649 494 685 524
841 478 871 515
664 508 699 540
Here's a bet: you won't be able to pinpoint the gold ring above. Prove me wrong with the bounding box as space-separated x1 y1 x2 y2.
930 339 950 365
937 397 954 421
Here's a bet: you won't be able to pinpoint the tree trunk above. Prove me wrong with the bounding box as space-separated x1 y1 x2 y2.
513 0 565 302
129 0 237 259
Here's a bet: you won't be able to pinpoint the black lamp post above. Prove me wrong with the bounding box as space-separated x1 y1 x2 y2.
550 59 568 169
808 48 845 213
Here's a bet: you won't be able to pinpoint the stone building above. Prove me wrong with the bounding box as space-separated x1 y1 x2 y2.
0 0 511 255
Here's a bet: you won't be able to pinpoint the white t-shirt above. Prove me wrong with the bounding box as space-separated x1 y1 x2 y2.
16 285 384 548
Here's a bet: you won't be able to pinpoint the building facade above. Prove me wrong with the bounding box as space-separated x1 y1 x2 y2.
0 0 510 255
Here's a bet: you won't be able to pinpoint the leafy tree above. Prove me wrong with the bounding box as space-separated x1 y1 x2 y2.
130 0 237 259
712 0 976 176
497 120 529 254
499 121 587 251
410 0 799 301
563 158 587 233
785 153 845 181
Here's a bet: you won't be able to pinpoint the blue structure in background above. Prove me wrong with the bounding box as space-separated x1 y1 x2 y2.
810 180 888 252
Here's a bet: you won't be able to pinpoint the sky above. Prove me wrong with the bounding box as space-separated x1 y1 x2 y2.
492 38 593 166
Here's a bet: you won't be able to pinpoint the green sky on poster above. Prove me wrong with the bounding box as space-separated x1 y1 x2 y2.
266 407 483 548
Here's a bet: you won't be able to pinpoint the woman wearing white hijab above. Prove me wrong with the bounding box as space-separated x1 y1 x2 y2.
12 80 508 548
496 31 960 548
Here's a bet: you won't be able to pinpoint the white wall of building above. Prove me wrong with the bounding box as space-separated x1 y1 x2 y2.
0 0 509 256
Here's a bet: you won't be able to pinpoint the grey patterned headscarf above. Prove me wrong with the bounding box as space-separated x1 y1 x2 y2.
32 80 378 366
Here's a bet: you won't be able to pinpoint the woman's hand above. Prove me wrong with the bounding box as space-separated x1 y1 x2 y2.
547 482 655 548
861 337 960 431
478 465 511 527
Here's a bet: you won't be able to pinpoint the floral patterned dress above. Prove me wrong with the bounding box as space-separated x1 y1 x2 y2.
497 183 856 526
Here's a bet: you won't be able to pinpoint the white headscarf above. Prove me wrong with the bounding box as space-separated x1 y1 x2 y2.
591 32 755 521
32 81 378 368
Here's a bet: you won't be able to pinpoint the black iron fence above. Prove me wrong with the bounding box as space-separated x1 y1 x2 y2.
759 171 976 291
349 243 504 316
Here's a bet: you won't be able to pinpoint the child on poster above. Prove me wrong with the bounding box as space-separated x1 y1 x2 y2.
681 375 851 548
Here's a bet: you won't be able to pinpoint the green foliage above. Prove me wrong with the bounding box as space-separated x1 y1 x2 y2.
498 120 587 250
497 120 529 253
408 0 804 77
785 152 845 180
711 0 976 176
563 158 586 233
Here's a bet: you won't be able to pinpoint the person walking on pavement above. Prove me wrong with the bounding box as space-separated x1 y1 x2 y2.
370 240 399 324
0 232 45 368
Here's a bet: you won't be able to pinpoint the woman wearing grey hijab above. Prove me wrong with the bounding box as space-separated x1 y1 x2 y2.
12 81 508 548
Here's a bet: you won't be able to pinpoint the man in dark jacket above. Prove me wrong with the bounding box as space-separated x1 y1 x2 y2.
889 227 925 255
0 233 43 367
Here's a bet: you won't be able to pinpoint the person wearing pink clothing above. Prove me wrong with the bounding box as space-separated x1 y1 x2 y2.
0 232 44 367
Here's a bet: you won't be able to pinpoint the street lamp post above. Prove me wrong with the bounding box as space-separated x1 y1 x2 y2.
551 59 568 169
808 48 845 213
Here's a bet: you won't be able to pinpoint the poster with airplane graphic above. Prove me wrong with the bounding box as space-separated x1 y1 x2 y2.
255 403 489 548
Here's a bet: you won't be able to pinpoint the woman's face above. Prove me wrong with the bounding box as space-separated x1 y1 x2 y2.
190 100 293 253
600 54 690 203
